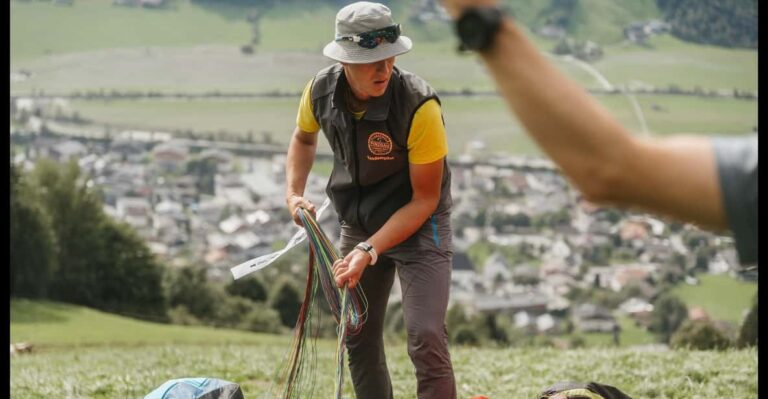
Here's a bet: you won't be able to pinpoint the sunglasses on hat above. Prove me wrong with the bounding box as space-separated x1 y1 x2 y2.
335 24 401 49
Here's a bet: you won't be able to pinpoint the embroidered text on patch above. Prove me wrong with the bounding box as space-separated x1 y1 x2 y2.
368 132 393 156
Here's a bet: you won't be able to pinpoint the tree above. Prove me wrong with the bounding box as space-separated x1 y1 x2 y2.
649 293 689 343
737 295 757 348
226 275 268 302
25 159 167 319
10 163 57 299
165 265 218 321
28 160 104 306
670 319 732 350
657 0 757 49
269 277 302 327
186 157 218 196
239 305 283 334
96 220 168 319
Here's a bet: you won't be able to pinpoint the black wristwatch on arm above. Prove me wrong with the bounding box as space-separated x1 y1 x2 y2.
454 6 505 52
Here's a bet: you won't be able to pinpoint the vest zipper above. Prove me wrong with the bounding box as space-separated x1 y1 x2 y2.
351 116 364 232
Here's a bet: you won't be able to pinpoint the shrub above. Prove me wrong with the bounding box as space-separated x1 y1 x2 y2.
168 305 202 326
650 293 688 343
269 277 302 328
670 319 732 350
239 304 283 334
737 296 758 348
226 275 268 302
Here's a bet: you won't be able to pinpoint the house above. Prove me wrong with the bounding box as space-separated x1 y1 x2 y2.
511 264 539 286
472 290 549 317
708 251 733 275
219 215 248 235
619 219 650 242
195 196 228 224
233 231 261 251
536 313 557 334
610 264 656 292
199 148 234 173
619 297 654 328
537 25 565 40
152 141 188 173
572 303 617 333
541 273 575 297
51 140 87 162
482 252 512 290
245 209 271 225
624 20 670 43
583 266 613 289
452 252 477 293
115 197 152 228
171 176 197 205
110 139 147 161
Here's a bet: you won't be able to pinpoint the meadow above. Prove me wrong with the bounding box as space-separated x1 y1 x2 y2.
671 273 758 325
63 93 756 157
10 300 758 398
11 0 757 159
9 2 759 397
10 0 758 94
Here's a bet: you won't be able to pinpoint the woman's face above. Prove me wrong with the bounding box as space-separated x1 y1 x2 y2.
343 57 395 100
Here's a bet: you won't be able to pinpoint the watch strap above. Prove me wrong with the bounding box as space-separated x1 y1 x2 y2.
355 241 378 265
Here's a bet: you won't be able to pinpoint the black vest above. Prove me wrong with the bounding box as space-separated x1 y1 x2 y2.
311 64 452 234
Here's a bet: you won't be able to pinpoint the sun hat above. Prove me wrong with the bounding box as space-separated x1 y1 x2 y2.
322 2 412 64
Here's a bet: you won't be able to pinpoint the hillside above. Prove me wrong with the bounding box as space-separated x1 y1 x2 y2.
10 300 758 398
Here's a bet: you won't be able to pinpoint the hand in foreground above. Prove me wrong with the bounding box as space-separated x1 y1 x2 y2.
286 194 316 226
332 249 371 289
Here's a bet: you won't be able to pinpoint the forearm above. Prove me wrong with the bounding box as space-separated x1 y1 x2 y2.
481 19 637 199
285 128 317 199
483 21 726 229
367 196 439 255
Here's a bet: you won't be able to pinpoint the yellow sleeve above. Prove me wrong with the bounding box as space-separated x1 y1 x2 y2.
407 98 448 164
296 79 320 133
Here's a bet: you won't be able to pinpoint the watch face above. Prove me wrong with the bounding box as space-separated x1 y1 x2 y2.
458 14 486 50
457 7 502 51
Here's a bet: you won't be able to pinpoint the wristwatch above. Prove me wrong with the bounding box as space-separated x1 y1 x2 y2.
355 241 378 265
455 6 504 52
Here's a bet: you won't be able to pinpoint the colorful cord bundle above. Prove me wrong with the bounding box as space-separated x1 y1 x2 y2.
272 208 368 399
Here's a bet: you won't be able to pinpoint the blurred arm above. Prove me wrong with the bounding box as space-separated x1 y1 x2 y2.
441 1 727 230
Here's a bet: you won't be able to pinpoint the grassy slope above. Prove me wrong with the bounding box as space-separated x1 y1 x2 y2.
10 300 758 398
10 0 251 63
10 0 758 92
671 274 757 324
65 93 756 157
10 299 279 347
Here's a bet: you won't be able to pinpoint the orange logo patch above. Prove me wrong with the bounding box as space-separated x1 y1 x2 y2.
368 132 393 156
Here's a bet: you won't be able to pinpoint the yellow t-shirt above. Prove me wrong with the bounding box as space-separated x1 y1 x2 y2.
296 79 448 165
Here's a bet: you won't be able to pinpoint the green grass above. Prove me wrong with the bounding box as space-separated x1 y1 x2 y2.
10 0 252 64
64 93 756 159
572 314 657 348
10 0 757 94
671 274 757 325
10 299 277 348
10 300 758 398
593 94 758 136
597 35 759 92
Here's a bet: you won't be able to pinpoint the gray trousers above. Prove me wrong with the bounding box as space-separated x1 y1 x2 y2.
339 211 456 399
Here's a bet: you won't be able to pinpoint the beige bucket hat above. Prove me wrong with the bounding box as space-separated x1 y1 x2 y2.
322 2 412 64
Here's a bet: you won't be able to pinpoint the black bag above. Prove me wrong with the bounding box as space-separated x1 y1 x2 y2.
538 381 632 399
